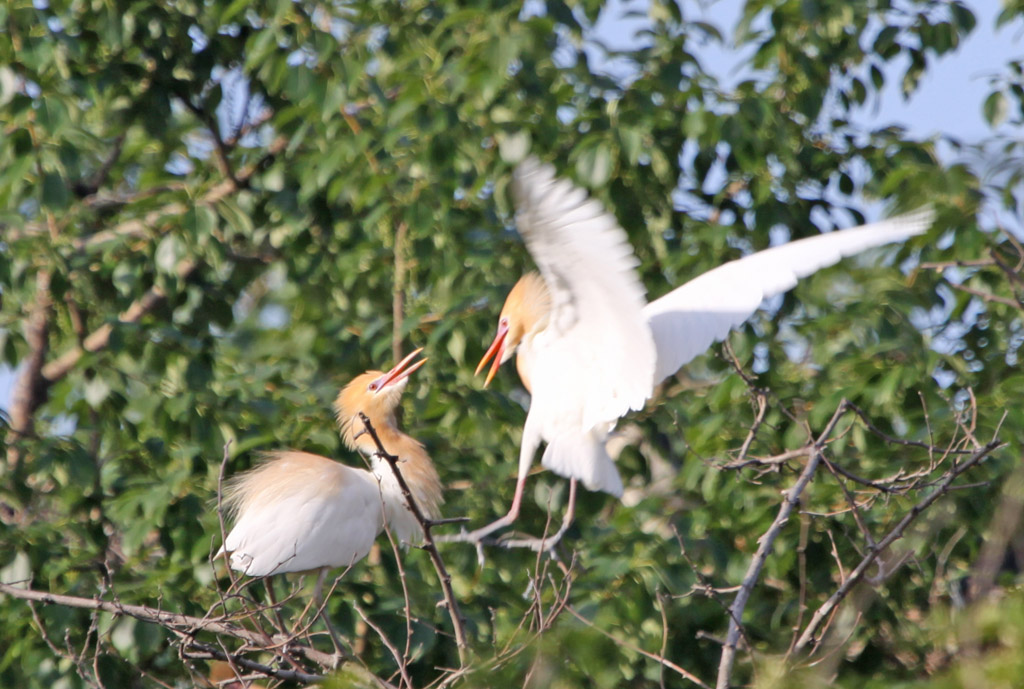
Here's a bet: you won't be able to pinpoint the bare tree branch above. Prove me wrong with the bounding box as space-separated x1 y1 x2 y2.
180 639 326 685
393 221 408 364
357 412 470 665
793 437 1004 652
40 258 199 384
5 270 53 474
715 400 852 689
0 581 342 670
7 136 287 250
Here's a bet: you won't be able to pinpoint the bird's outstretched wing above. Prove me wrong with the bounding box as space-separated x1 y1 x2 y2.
512 157 656 428
643 207 934 384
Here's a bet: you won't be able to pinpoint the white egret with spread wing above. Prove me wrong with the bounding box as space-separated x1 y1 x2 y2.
470 157 933 539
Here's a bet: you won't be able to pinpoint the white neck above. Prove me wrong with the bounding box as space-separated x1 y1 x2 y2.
369 454 422 544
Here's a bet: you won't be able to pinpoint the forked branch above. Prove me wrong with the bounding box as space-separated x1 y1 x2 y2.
0 582 338 672
712 391 1004 689
714 400 852 689
792 437 1003 652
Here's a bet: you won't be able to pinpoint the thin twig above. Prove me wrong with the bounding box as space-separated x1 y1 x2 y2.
657 590 670 689
821 456 877 550
946 282 1023 310
720 446 810 470
918 258 995 270
0 583 339 670
372 492 415 675
181 99 241 188
78 132 127 196
565 606 711 689
735 391 769 462
670 526 751 650
353 602 413 689
180 639 325 684
793 437 1003 652
989 248 1024 290
357 413 470 665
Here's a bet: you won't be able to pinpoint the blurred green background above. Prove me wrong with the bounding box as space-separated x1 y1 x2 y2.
1 0 1023 686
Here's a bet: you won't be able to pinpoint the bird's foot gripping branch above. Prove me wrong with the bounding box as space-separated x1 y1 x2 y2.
435 478 579 566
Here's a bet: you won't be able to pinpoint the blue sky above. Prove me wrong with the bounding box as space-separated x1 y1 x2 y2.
590 0 1021 143
1 0 1021 413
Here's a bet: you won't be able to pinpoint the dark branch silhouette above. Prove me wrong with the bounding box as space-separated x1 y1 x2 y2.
356 411 470 664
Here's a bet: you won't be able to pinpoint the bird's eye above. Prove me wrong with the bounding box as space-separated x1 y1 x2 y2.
500 317 509 327
367 381 380 392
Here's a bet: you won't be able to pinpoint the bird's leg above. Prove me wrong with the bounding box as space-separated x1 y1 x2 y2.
493 478 577 555
462 472 527 542
263 577 291 638
312 567 326 604
552 478 577 541
255 578 318 674
312 568 347 663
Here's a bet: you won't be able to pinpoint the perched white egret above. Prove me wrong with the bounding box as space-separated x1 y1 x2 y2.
218 348 442 580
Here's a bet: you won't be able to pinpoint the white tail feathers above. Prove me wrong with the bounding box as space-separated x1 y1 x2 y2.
541 430 624 497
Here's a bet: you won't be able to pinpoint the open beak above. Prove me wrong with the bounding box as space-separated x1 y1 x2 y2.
475 322 509 388
377 348 427 389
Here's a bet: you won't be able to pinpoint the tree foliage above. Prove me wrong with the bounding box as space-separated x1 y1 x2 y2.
1 0 1023 687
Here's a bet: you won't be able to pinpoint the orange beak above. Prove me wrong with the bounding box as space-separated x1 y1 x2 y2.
475 322 509 388
376 348 427 389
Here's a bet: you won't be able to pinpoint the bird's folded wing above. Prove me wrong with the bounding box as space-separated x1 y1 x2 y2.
220 451 381 575
512 157 657 427
643 207 934 384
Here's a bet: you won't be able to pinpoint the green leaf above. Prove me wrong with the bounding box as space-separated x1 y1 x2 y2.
498 130 531 163
112 261 139 297
0 551 31 584
84 376 111 408
110 619 138 659
618 127 643 166
155 234 186 275
983 90 1008 127
0 3 1018 687
575 140 613 187
41 172 69 209
446 328 466 365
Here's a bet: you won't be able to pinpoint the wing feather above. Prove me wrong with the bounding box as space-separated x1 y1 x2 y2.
512 157 657 427
643 207 934 384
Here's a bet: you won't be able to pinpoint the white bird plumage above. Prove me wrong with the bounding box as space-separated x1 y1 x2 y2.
220 450 385 576
472 156 933 536
642 206 936 384
217 349 442 578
